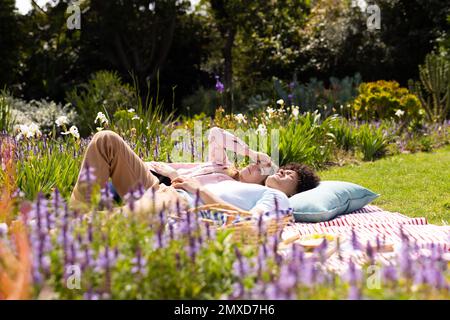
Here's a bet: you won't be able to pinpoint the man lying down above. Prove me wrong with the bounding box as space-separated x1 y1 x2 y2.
69 127 321 217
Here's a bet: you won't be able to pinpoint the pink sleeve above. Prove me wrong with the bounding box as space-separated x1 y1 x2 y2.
208 127 251 165
167 163 201 169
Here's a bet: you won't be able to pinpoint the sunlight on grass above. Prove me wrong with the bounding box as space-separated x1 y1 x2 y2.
320 145 450 225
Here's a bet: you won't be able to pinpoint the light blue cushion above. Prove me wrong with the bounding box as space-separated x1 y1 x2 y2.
289 181 380 223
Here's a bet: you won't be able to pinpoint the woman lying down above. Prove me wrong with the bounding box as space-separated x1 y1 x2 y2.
69 127 320 217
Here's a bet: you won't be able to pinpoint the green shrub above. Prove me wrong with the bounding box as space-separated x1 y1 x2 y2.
66 71 135 136
16 139 82 200
329 117 357 151
278 112 336 168
410 53 450 123
111 76 176 158
356 124 390 161
274 73 362 116
353 80 423 121
10 98 77 134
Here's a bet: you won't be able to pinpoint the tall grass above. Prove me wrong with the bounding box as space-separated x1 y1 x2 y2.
16 139 83 200
112 73 176 159
356 124 390 161
278 112 336 168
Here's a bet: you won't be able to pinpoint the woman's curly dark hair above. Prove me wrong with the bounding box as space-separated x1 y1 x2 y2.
280 163 320 194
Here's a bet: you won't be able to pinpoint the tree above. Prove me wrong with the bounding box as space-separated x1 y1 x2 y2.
236 0 310 87
0 0 22 89
299 0 450 84
205 0 245 111
78 0 211 111
202 0 310 111
19 1 82 101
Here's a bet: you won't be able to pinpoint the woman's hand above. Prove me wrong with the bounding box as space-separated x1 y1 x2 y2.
147 162 179 181
172 176 202 194
250 151 272 165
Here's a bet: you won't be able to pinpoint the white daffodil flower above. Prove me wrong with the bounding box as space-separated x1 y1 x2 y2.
95 112 109 126
62 125 80 139
292 106 300 118
266 107 276 119
28 123 42 138
256 124 267 136
276 99 285 106
395 109 405 118
16 123 42 140
55 115 69 127
234 113 247 124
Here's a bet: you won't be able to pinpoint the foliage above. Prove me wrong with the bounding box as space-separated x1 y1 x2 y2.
410 53 450 123
18 0 82 101
355 123 391 161
232 0 310 86
329 117 358 151
0 0 22 89
0 90 15 133
299 0 450 84
66 71 135 137
0 221 32 300
0 100 450 300
8 97 77 134
274 73 362 116
79 0 210 111
111 74 177 159
353 81 423 121
1 181 449 300
15 138 83 200
181 87 222 116
278 112 336 168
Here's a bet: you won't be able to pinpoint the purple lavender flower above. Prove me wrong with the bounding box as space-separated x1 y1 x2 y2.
351 229 362 250
346 260 362 300
131 247 146 275
399 238 413 279
215 76 225 93
366 241 375 265
79 164 97 203
277 264 297 292
230 282 245 299
265 283 283 300
100 184 113 211
382 265 398 283
288 94 293 102
299 258 315 287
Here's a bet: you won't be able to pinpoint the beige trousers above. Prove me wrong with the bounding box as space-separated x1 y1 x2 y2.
70 130 187 213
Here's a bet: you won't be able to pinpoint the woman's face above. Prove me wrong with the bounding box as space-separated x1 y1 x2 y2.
239 163 267 185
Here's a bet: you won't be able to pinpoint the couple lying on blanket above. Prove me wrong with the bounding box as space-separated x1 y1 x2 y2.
69 127 320 217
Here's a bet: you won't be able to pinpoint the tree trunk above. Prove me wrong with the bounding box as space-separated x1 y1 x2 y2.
223 26 236 113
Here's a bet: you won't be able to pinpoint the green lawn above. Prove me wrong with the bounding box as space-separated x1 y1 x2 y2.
319 145 450 225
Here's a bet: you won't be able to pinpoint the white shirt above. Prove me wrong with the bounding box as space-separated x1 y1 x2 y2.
202 180 291 215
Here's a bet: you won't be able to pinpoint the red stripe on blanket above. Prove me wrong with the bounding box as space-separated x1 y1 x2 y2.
282 206 450 255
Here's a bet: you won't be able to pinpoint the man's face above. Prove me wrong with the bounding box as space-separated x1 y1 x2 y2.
265 168 298 196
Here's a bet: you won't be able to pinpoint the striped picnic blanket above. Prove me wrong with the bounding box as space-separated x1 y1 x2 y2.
281 205 450 272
